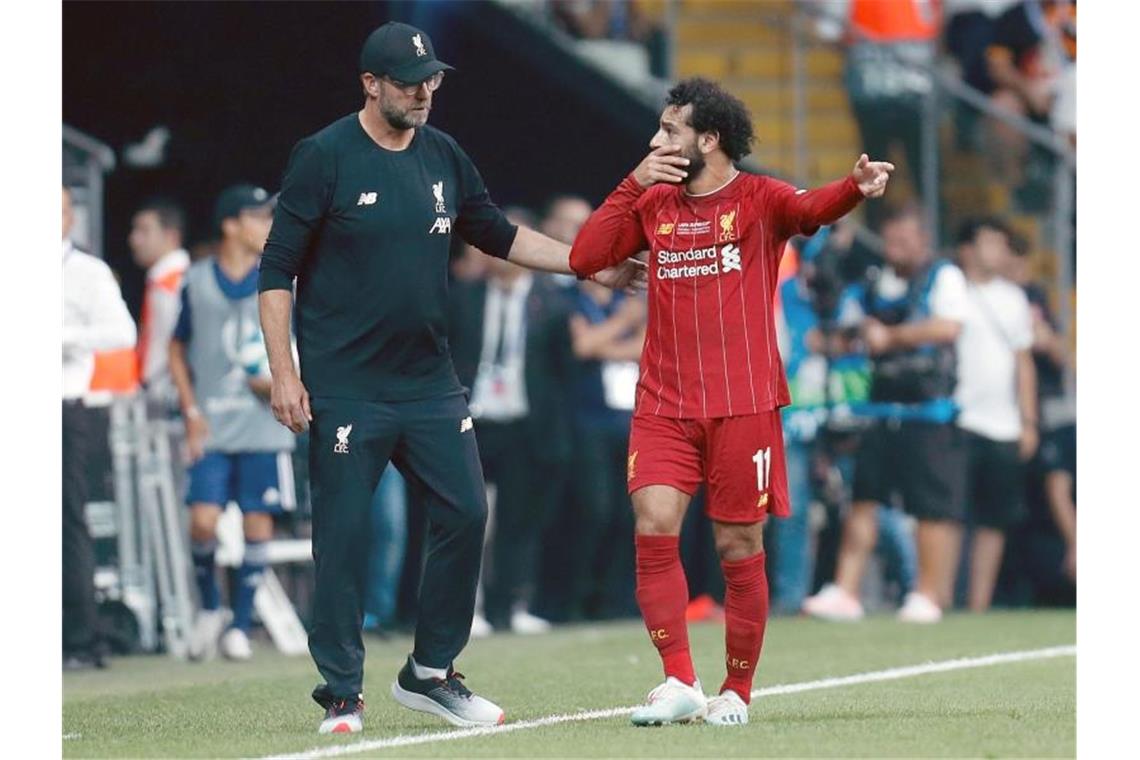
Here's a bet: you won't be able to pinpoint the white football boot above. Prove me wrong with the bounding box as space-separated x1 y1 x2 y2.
630 677 707 726
705 689 750 726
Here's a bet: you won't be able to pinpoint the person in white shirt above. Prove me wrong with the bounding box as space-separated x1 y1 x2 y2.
130 198 191 411
954 218 1037 612
62 186 137 669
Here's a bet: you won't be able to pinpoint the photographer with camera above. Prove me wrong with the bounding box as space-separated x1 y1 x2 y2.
803 205 969 624
778 222 915 617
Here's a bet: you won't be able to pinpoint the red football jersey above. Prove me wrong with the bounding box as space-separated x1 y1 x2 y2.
571 171 863 419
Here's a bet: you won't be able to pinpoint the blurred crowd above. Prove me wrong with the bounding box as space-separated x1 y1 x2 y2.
809 0 1076 218
63 168 1075 665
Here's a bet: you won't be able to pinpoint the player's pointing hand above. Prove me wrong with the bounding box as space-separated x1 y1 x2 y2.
633 144 691 189
852 153 895 198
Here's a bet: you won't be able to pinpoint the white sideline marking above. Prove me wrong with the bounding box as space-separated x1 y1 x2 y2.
63 733 81 741
263 645 1075 760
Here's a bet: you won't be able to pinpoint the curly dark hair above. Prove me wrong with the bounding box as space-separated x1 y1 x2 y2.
665 78 754 162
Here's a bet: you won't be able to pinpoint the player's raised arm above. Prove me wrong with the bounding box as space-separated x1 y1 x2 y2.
769 153 895 239
569 145 686 277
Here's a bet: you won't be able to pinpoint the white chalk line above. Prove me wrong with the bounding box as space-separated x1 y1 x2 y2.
263 644 1075 759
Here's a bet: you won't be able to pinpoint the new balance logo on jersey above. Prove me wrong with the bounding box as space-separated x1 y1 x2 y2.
720 243 741 273
334 424 353 454
357 192 378 206
460 416 473 433
429 217 452 235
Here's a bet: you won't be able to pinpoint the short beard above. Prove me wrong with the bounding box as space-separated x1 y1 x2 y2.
378 97 426 131
682 144 706 186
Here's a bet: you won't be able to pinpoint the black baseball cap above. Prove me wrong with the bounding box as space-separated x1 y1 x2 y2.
214 184 275 231
359 22 454 83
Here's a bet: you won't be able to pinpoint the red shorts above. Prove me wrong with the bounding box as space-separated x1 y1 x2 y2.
627 410 790 523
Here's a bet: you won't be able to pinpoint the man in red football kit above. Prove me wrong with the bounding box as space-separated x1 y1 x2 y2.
569 78 893 726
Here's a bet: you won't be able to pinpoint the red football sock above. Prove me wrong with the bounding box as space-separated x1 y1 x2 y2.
635 534 696 686
720 551 769 703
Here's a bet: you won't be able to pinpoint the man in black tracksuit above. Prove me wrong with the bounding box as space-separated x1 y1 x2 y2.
258 22 642 735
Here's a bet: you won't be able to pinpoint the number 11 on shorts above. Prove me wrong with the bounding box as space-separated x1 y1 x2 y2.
752 447 771 491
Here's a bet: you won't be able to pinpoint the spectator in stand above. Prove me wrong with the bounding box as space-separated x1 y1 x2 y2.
953 218 1037 612
130 198 191 413
63 186 138 669
803 205 969 624
550 1 667 77
943 0 1021 150
979 1 1076 192
448 209 574 636
564 279 646 620
823 0 941 230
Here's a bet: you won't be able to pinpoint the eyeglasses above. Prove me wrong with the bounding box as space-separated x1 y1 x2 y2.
383 71 445 94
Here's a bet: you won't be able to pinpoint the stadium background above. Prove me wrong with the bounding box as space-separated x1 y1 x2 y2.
60 1 1077 757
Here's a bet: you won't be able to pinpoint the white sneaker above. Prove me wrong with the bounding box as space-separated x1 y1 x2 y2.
510 610 552 635
802 583 864 622
705 689 749 726
470 614 494 639
220 628 252 660
630 677 707 726
897 591 942 624
391 656 505 728
188 609 230 661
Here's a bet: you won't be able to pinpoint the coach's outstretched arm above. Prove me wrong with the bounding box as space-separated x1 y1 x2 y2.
506 225 647 291
570 145 689 277
769 153 895 239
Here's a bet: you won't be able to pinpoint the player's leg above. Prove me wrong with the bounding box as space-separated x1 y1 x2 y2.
627 415 704 726
307 397 394 733
185 452 229 661
703 411 789 726
388 395 504 728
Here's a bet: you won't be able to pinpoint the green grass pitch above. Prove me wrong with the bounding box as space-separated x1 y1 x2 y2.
63 609 1074 758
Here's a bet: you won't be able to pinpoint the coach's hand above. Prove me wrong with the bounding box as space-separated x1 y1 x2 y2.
271 368 312 434
594 257 649 293
633 144 690 188
852 153 895 198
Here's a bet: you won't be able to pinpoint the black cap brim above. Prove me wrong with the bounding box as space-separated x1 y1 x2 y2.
386 58 454 83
